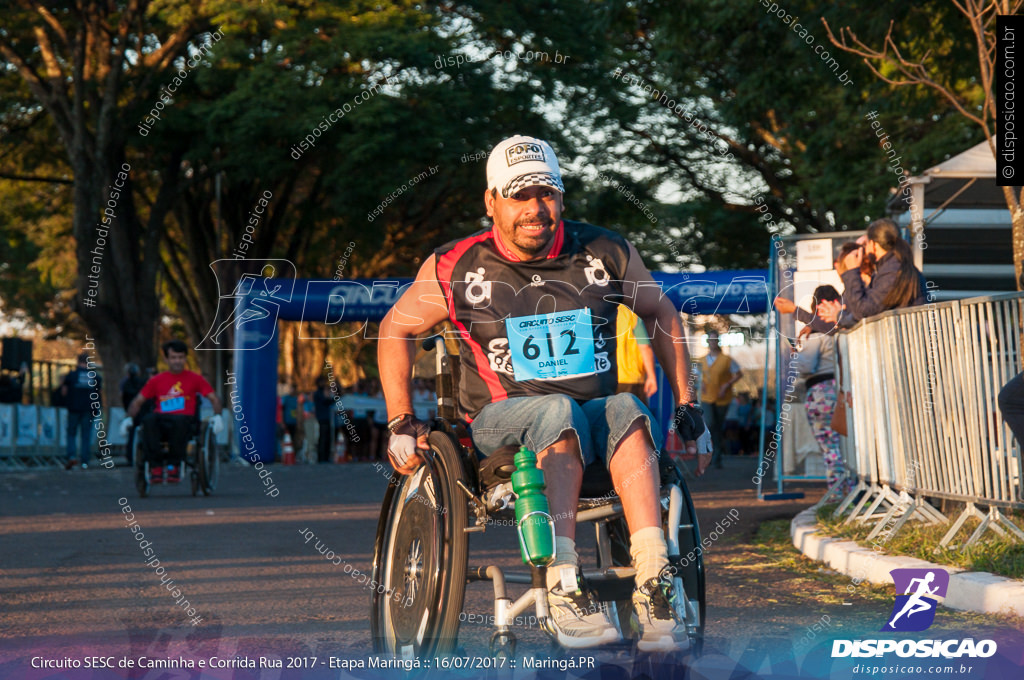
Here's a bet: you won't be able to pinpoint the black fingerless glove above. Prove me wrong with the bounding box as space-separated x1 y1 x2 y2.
673 403 706 443
387 413 429 439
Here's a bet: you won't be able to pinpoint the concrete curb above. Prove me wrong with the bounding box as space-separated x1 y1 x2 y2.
790 507 1024 619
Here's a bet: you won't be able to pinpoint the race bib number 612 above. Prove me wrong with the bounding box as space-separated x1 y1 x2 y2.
505 309 596 381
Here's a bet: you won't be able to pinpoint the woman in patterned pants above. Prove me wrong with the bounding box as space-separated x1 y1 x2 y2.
789 285 846 490
804 376 844 488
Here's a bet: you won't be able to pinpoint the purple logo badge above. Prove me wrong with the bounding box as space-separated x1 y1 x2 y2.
883 568 949 632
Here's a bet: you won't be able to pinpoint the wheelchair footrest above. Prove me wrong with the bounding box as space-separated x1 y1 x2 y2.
584 567 636 602
480 567 637 600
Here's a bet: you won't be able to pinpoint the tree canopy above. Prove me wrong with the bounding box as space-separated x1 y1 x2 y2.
0 0 989 388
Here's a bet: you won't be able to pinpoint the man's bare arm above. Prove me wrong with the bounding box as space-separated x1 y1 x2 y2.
205 391 223 415
639 344 658 398
623 243 694 406
623 243 710 473
127 392 147 419
378 255 451 420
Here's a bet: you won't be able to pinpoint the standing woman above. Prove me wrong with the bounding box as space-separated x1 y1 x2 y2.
792 285 847 490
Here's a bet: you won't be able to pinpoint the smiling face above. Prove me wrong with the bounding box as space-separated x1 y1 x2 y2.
484 185 563 260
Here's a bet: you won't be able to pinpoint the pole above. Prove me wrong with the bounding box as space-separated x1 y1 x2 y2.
215 167 223 400
756 250 775 501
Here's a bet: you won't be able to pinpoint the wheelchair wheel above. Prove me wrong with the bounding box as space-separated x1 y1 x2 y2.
370 431 469 658
133 436 150 498
197 424 218 496
662 462 705 655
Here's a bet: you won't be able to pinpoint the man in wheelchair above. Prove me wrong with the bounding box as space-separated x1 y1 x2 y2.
378 136 710 652
121 340 225 483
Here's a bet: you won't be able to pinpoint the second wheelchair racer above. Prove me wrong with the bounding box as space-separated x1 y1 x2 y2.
121 340 225 482
378 135 711 652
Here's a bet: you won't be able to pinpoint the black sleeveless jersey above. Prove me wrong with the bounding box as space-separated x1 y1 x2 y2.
435 219 631 419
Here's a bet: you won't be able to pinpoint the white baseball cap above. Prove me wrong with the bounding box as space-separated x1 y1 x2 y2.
486 135 565 198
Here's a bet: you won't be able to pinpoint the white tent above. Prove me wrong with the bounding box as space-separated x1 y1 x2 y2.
888 137 1016 295
889 137 1004 240
914 137 997 178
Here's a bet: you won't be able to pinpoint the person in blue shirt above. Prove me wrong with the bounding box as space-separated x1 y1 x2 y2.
61 353 101 469
313 377 335 463
281 384 299 439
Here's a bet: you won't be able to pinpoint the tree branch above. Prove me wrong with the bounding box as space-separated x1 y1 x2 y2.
822 18 987 128
0 170 73 184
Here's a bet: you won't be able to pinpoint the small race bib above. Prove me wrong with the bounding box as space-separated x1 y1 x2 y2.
505 309 596 381
159 395 186 414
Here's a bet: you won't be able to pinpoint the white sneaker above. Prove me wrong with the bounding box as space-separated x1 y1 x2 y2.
545 569 620 649
632 573 689 652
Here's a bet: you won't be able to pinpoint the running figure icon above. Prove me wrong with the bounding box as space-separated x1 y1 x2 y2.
883 568 948 632
209 265 281 344
888 572 938 628
196 259 296 351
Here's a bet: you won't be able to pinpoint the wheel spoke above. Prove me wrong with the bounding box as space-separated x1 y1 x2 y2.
404 537 423 601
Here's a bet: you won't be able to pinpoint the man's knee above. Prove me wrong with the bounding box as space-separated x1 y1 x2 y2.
543 429 582 456
610 419 655 464
608 391 644 413
535 393 579 422
619 417 650 443
607 393 657 453
532 395 586 454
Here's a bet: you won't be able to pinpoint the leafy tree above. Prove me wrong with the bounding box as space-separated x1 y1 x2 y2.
149 1 573 381
0 1 552 386
449 0 979 270
825 0 1024 289
0 0 994 401
0 0 225 386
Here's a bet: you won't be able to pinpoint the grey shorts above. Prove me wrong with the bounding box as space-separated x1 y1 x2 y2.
469 393 663 465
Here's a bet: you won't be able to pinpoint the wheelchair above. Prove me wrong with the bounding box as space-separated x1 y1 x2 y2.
132 411 219 498
370 337 706 658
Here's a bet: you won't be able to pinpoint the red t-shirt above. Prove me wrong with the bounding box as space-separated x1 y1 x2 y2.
140 370 214 416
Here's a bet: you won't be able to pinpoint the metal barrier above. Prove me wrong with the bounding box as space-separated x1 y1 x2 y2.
0 404 69 469
832 292 1024 548
0 400 243 470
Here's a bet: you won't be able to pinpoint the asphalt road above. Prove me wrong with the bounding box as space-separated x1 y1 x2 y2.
1 455 1020 680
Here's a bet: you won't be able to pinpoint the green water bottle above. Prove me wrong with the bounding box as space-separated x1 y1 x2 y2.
512 446 555 567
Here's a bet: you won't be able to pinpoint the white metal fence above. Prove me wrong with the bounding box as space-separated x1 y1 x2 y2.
833 292 1024 548
0 404 229 470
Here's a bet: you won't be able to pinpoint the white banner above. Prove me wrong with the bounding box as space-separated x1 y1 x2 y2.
108 407 128 446
57 408 67 447
38 407 58 446
0 404 14 448
16 405 38 446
